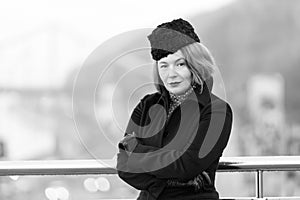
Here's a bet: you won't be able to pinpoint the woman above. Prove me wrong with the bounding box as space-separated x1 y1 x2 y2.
117 18 233 200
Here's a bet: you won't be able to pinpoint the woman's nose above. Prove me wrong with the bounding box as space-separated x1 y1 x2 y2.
168 66 178 77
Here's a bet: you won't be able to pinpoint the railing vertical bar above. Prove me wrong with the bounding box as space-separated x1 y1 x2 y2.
256 170 263 198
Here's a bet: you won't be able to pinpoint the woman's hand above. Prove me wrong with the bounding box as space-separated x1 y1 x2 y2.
166 171 212 191
118 132 138 154
187 171 212 191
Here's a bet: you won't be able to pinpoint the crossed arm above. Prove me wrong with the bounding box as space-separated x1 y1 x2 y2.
125 100 232 180
117 96 233 195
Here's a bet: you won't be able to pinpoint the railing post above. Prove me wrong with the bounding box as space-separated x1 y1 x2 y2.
256 170 263 199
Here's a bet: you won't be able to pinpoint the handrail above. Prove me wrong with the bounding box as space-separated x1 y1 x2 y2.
1 156 300 199
1 156 300 176
218 156 300 172
0 159 116 176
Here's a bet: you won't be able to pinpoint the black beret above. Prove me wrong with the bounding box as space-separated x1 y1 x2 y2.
147 18 200 61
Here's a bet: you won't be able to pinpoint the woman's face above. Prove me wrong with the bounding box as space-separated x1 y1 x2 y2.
157 50 192 95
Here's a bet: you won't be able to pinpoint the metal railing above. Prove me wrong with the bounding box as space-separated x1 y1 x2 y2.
1 156 300 200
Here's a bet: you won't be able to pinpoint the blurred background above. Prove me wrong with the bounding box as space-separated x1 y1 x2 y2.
1 0 300 199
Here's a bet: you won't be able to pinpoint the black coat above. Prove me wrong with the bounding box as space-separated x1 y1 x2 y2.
117 84 233 200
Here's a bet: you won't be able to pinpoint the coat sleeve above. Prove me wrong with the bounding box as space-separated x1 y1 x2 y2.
117 150 166 199
116 95 167 199
126 100 233 181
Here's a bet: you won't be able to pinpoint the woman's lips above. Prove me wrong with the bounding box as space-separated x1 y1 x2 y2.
168 82 181 87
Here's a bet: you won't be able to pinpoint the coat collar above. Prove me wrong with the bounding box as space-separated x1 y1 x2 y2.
160 82 211 108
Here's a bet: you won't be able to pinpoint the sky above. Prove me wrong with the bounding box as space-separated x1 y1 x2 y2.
0 0 235 44
0 0 236 89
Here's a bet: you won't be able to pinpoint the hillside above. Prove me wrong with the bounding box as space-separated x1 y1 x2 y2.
191 0 300 123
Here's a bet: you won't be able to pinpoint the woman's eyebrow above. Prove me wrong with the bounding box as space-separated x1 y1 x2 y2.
176 58 186 62
158 57 185 64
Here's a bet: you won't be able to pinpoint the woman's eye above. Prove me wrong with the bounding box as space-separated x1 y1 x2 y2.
159 65 167 68
177 62 186 67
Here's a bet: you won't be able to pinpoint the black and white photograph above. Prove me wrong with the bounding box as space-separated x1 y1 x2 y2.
0 0 300 199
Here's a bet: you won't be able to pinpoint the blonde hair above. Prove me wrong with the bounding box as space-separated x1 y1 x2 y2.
153 42 216 93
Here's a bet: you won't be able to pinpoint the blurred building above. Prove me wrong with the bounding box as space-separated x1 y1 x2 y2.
247 73 285 127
